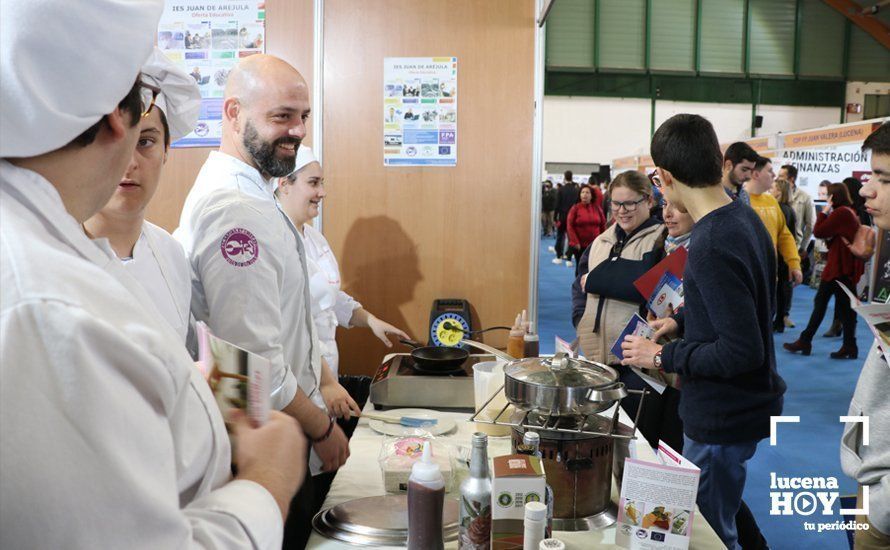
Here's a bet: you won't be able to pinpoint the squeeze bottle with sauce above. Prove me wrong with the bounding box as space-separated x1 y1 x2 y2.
407 441 445 550
507 313 525 359
523 321 540 358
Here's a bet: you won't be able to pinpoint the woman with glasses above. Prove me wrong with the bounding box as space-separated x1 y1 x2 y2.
574 171 666 421
83 49 200 343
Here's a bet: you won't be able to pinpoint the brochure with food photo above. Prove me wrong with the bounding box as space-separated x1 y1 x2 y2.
616 441 699 550
196 322 271 427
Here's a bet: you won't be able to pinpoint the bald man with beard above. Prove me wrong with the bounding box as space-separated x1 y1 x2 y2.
176 55 350 546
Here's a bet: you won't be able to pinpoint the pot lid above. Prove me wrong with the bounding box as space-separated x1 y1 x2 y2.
505 353 618 389
312 494 459 546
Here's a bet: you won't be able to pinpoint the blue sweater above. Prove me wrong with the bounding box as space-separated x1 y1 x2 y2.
661 200 786 444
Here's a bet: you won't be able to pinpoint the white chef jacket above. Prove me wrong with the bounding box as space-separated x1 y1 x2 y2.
300 223 361 377
0 160 281 549
176 151 320 411
120 221 191 342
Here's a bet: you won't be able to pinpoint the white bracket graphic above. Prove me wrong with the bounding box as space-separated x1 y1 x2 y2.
770 416 800 446
840 485 869 516
840 416 870 446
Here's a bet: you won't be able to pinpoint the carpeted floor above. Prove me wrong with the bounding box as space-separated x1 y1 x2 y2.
537 236 867 549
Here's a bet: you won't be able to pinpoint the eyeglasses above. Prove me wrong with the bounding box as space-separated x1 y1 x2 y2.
139 80 161 118
610 196 649 212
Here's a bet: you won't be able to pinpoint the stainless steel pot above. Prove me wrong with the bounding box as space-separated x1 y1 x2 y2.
460 341 626 417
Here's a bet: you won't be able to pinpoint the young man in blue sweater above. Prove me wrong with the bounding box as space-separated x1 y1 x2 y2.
621 114 786 550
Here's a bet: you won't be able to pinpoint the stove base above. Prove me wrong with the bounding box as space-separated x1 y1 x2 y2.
551 502 617 532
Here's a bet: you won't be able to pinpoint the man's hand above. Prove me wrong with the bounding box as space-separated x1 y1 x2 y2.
313 423 350 472
367 316 409 348
232 410 306 520
790 269 803 285
580 273 588 289
650 317 679 340
321 382 361 419
620 335 663 370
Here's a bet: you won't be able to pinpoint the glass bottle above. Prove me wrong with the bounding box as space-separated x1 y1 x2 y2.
459 432 492 549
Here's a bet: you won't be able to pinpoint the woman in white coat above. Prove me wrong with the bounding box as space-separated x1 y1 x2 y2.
277 146 409 377
83 48 199 343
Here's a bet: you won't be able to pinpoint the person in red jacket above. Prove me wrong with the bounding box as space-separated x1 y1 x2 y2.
784 183 864 359
565 184 606 267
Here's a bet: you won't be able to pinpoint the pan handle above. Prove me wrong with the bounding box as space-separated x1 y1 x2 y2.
462 339 515 362
398 338 423 349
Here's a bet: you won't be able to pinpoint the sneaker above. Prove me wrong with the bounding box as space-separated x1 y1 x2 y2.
783 316 795 328
565 261 573 268
551 257 563 265
547 246 556 253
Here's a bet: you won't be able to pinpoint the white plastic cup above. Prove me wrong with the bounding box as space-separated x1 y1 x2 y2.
473 361 511 436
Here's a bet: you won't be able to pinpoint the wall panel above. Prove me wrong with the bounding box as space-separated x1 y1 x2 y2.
699 0 745 74
748 0 795 76
323 0 536 375
598 0 646 70
545 0 595 68
650 0 696 73
797 0 845 78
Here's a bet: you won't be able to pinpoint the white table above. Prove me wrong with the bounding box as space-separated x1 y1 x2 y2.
306 402 726 549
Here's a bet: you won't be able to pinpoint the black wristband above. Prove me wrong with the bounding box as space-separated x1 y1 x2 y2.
310 417 335 443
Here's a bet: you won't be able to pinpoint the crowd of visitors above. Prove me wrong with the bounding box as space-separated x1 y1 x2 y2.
546 120 890 550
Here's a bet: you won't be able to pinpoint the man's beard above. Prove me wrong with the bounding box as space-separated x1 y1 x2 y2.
729 167 746 187
243 120 300 177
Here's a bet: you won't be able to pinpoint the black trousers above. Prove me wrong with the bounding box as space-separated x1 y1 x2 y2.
775 261 792 328
615 365 683 452
801 277 857 347
564 245 583 266
555 224 568 258
282 375 371 549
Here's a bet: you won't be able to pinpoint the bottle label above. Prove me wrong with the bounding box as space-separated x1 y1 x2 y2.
458 496 491 550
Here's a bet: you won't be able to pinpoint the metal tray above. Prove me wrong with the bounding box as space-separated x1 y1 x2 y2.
312 494 459 547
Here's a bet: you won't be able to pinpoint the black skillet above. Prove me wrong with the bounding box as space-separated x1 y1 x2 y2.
399 339 469 375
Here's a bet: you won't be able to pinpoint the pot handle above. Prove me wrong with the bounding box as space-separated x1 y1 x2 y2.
549 352 569 370
566 457 594 471
462 339 515 362
398 338 423 349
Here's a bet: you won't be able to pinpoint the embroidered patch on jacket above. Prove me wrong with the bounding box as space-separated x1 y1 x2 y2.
220 228 259 267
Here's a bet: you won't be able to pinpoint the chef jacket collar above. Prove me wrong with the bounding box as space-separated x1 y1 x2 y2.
206 150 278 201
0 160 119 268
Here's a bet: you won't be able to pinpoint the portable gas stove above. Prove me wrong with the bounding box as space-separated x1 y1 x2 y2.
369 353 496 411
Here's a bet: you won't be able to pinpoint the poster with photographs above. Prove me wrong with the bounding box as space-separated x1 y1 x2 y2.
157 1 266 147
384 57 457 166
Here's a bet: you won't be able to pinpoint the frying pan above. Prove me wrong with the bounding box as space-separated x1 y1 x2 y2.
399 339 469 373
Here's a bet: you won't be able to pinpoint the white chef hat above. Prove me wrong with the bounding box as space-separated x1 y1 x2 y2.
141 48 202 143
294 145 319 174
0 0 164 157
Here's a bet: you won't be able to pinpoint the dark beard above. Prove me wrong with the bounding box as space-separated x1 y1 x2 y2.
243 121 300 177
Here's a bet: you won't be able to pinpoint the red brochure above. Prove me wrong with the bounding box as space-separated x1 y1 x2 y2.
634 247 688 301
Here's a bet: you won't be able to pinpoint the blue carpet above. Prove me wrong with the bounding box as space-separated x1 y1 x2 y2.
537 236 867 549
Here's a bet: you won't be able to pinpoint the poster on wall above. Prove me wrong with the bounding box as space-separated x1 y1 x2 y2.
383 57 457 166
157 1 266 148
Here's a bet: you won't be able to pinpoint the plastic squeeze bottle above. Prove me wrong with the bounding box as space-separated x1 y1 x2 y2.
407 441 445 550
523 502 548 550
507 313 525 359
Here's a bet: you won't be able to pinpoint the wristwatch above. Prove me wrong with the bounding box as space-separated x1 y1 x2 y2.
653 349 663 370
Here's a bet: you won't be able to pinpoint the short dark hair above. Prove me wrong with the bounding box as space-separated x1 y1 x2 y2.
780 164 799 181
70 78 143 148
564 170 573 181
650 114 722 188
754 155 771 171
724 142 759 166
827 182 853 208
863 121 890 156
157 108 172 149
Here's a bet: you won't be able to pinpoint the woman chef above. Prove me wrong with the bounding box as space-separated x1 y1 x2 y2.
84 48 199 343
276 146 409 376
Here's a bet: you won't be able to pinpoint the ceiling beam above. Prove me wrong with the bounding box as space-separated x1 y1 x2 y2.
823 0 890 49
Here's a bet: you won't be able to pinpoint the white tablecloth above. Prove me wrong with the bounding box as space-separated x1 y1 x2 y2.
306 401 726 550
